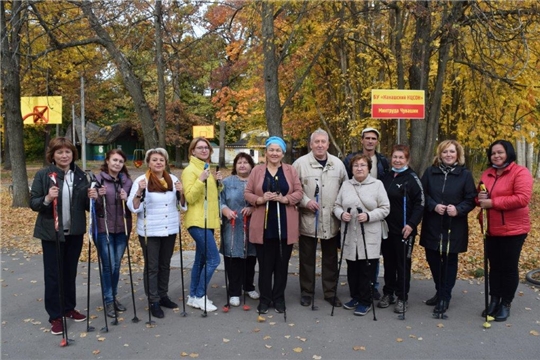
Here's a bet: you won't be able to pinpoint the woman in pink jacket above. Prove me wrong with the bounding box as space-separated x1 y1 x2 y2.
244 136 303 315
477 140 533 322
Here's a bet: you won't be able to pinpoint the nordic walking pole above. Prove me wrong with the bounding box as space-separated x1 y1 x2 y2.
85 173 97 332
264 178 271 229
242 213 250 311
202 163 209 318
331 207 351 316
440 218 452 320
312 180 320 311
176 187 187 317
91 192 110 332
357 207 377 321
49 172 70 347
222 213 235 312
141 189 155 326
274 175 286 322
101 185 119 325
119 173 139 323
399 182 408 321
480 182 493 329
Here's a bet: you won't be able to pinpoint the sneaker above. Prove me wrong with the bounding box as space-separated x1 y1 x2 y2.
377 294 396 308
187 295 196 308
230 296 240 307
150 302 164 318
114 299 127 312
394 300 408 314
274 302 286 313
50 318 63 335
246 290 260 300
373 289 382 300
65 309 86 322
343 298 359 310
194 296 217 312
105 302 116 318
257 303 269 314
354 304 372 316
160 296 179 309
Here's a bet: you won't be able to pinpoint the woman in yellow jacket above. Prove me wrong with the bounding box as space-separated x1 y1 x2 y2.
182 137 222 312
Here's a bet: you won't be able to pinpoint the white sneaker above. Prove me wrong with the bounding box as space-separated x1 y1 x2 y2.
246 290 260 300
194 296 217 312
230 297 240 307
186 295 197 308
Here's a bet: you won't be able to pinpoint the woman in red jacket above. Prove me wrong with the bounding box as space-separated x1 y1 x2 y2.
477 140 533 322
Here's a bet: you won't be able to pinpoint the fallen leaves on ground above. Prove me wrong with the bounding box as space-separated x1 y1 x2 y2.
353 345 366 351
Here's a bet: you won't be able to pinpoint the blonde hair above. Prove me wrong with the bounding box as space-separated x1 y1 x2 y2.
145 148 169 165
432 140 465 166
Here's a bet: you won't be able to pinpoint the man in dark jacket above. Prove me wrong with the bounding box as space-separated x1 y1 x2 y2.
342 127 389 299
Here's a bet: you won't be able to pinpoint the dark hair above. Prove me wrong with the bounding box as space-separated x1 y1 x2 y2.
100 149 131 178
46 137 78 164
350 154 372 172
391 144 410 160
487 140 516 166
231 152 255 175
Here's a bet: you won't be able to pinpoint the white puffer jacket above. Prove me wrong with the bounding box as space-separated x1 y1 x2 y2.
127 174 186 237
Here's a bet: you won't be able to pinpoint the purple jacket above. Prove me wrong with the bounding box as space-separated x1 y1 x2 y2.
94 171 133 234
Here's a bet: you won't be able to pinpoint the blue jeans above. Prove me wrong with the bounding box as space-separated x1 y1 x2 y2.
188 227 221 298
96 232 127 304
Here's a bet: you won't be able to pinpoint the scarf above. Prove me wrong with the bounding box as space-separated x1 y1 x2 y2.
438 163 457 175
146 169 173 193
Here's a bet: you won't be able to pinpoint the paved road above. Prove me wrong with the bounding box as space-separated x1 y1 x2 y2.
1 247 539 360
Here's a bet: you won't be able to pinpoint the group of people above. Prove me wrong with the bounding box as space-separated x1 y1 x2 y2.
30 129 533 336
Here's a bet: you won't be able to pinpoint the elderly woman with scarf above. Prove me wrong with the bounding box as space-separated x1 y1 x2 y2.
419 140 476 316
127 148 184 319
245 136 303 315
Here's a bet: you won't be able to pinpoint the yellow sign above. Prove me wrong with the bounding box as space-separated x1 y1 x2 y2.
21 96 63 125
193 125 215 139
371 90 425 119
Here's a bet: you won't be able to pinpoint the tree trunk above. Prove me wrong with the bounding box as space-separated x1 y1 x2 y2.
408 2 431 174
79 1 158 150
1 0 30 207
261 1 282 138
526 139 533 174
155 0 166 148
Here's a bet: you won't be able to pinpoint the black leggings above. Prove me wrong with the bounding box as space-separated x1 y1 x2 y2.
486 234 526 303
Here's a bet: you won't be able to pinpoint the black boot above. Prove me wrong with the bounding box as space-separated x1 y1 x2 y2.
494 302 510 322
481 296 500 318
150 302 164 318
433 299 449 314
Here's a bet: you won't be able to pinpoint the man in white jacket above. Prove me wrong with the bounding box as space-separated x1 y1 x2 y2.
292 129 348 308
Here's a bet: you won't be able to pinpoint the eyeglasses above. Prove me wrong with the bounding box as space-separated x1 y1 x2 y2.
196 146 210 150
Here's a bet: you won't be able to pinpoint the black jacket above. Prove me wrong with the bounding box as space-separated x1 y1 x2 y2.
382 168 425 237
343 151 390 180
419 165 477 253
31 163 89 242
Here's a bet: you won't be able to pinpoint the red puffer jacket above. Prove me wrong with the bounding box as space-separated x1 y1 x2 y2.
477 162 533 237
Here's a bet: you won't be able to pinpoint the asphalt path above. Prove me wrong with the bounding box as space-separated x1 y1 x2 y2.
1 247 539 360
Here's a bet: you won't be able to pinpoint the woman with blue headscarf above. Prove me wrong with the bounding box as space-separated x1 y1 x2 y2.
245 136 303 315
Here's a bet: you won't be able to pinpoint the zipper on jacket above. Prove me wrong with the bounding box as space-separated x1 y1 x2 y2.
490 176 505 226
